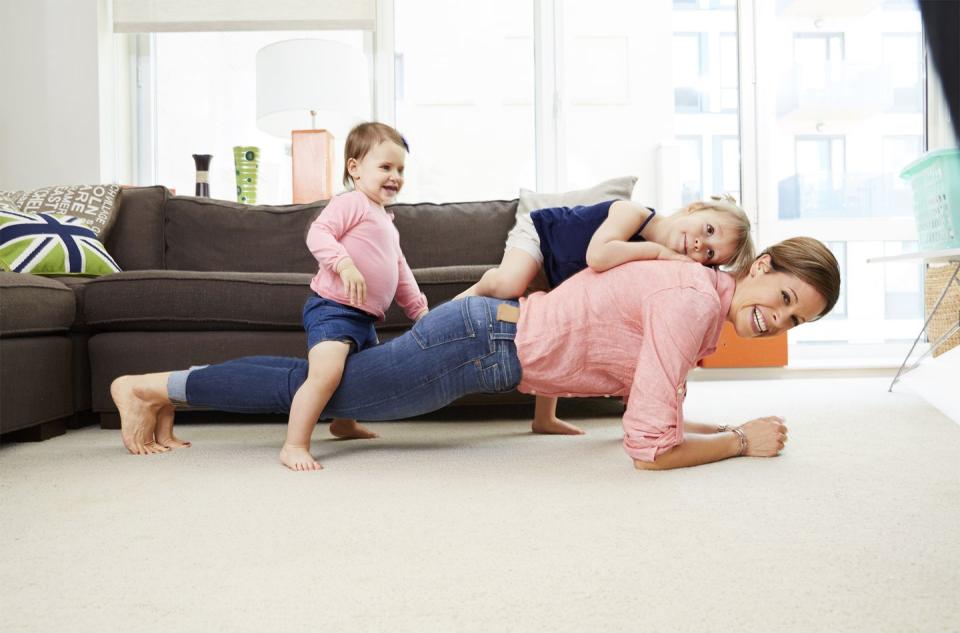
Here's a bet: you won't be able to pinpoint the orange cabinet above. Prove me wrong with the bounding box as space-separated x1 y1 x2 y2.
699 322 787 368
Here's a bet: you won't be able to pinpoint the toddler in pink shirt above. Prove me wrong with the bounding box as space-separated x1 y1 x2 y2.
282 122 428 472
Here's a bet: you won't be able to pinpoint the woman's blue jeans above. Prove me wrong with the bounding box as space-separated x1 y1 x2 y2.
180 297 523 421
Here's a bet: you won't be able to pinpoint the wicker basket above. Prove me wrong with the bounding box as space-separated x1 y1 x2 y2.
924 263 960 357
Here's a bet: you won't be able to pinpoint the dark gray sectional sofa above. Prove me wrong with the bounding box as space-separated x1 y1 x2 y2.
0 186 525 439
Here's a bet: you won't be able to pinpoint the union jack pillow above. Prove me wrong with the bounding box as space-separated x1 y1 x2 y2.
0 210 121 276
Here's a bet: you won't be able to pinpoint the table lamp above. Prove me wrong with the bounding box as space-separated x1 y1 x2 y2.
256 39 368 203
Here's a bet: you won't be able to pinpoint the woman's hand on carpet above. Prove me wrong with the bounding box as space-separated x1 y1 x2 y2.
738 416 788 457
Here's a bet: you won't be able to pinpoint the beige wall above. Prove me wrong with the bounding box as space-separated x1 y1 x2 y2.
0 0 105 190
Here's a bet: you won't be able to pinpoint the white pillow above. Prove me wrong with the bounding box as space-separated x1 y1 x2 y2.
517 175 638 215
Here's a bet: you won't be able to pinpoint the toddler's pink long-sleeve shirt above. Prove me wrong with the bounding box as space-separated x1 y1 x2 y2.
306 190 427 321
515 262 735 462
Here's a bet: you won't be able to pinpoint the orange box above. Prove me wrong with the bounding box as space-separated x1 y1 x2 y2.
698 322 787 368
292 129 334 204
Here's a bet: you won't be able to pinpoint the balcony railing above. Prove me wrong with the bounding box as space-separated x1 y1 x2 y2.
778 172 913 219
777 62 895 121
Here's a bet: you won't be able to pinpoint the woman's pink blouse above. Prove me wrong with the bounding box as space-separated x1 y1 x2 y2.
516 262 735 462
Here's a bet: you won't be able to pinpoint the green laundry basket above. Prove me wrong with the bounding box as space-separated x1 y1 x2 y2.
900 148 960 251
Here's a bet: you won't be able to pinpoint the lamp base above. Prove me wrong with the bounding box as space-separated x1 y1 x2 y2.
292 129 334 203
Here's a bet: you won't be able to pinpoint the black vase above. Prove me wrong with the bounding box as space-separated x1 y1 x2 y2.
192 154 212 197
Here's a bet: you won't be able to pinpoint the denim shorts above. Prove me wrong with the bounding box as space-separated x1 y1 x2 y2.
303 294 379 352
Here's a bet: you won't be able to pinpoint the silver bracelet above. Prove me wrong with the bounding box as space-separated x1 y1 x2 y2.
730 426 748 456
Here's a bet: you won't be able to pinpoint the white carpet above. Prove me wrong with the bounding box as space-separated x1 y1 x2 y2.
1 378 958 633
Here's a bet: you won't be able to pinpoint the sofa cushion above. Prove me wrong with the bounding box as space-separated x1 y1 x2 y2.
0 211 121 276
104 186 168 270
0 272 75 336
83 271 312 331
379 264 490 330
81 266 491 332
52 276 94 330
163 195 516 272
390 199 518 269
163 196 326 273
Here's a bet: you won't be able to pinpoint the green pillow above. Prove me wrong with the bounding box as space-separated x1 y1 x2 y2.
0 210 121 276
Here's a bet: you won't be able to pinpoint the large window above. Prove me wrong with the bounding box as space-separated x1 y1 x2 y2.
139 0 934 353
389 0 740 208
757 0 925 344
146 2 740 209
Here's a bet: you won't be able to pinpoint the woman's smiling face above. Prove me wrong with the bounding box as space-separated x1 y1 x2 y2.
728 254 827 338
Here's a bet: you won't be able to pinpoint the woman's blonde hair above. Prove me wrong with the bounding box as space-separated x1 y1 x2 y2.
342 122 409 188
687 193 755 274
755 236 842 319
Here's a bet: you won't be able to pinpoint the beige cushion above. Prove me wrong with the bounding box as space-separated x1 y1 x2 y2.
517 175 638 215
4 185 123 239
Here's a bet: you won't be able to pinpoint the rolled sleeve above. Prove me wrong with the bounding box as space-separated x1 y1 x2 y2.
621 288 719 462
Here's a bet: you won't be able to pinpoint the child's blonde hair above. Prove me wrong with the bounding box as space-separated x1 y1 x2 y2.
686 193 755 274
342 122 410 188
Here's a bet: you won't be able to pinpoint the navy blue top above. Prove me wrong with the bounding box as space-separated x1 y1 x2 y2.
531 200 655 288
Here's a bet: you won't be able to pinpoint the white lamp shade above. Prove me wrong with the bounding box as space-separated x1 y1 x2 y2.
256 38 369 138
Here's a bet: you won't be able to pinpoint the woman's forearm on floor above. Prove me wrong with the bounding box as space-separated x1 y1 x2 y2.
633 432 740 470
683 420 721 434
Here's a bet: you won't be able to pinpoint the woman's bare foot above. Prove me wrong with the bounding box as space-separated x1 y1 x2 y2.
531 416 585 435
112 376 168 455
155 405 191 449
280 444 323 471
329 418 379 440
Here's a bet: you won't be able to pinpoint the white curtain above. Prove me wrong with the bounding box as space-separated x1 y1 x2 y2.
112 0 376 32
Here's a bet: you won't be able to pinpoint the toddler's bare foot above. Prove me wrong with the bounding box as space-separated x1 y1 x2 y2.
155 405 191 449
112 376 168 455
329 418 379 439
531 416 585 435
280 444 323 471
